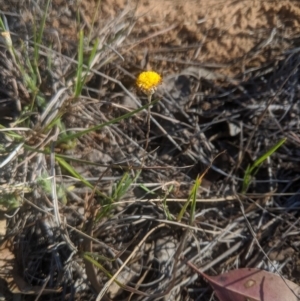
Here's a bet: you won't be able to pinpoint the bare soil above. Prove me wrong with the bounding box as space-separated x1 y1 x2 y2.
98 0 300 75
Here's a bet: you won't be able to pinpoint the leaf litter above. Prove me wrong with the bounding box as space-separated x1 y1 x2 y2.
188 262 300 301
0 0 300 301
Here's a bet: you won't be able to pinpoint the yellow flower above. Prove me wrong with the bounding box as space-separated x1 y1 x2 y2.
136 71 162 95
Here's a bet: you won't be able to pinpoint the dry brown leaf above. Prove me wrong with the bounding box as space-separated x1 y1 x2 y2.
188 262 300 301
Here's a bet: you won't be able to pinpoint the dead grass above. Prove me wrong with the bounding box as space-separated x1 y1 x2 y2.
0 0 300 301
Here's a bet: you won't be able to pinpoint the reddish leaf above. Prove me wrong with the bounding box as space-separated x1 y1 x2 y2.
188 262 300 301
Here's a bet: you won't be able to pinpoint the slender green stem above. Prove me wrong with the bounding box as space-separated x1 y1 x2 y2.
145 94 152 152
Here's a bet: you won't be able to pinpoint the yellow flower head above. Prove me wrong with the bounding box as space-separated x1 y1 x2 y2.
136 71 162 95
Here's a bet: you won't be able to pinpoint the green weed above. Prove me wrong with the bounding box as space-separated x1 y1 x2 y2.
242 138 286 193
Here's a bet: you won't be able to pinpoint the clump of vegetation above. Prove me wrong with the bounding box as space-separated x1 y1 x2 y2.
0 1 299 301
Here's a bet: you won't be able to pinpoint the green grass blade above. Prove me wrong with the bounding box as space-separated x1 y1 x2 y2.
250 138 286 171
162 185 174 221
177 168 208 223
138 184 155 195
87 38 99 69
74 30 84 97
0 125 24 140
189 176 200 225
34 0 51 62
84 254 115 279
55 155 111 201
55 155 94 189
57 98 159 144
178 176 200 224
242 165 252 194
177 192 192 222
32 0 51 86
83 254 124 287
84 252 115 262
87 0 102 43
111 172 138 201
242 138 286 193
76 37 99 96
0 17 5 30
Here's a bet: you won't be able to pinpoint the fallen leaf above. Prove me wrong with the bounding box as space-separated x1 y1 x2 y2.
187 262 300 301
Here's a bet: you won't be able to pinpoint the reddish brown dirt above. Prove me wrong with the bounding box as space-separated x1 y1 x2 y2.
97 0 300 75
4 0 300 75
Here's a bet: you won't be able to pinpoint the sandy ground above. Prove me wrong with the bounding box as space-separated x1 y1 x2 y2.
94 0 300 75
4 0 300 75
